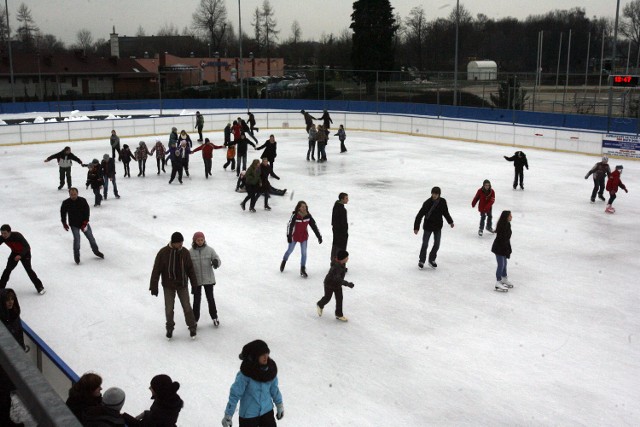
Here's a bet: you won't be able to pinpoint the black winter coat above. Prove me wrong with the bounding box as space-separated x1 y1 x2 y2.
101 158 117 178
504 152 529 170
491 223 512 258
86 166 104 189
60 196 91 227
83 406 126 426
0 231 31 258
414 197 454 231
259 163 279 191
256 140 277 161
331 202 348 246
232 137 256 155
123 394 183 427
323 261 350 291
0 289 25 350
66 388 102 421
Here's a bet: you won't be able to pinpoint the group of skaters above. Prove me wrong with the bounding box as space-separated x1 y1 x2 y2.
585 156 629 213
301 109 348 161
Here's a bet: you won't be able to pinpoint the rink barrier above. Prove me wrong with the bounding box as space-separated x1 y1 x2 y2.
0 109 609 156
0 322 82 426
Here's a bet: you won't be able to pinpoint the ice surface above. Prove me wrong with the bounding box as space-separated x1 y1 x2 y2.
1 116 639 426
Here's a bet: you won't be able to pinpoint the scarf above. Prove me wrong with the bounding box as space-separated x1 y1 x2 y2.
168 248 184 284
240 358 278 382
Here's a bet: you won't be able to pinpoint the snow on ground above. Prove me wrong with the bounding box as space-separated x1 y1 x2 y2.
0 121 639 426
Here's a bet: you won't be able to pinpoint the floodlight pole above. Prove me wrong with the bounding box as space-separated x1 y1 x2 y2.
238 0 244 99
5 0 15 102
453 0 459 106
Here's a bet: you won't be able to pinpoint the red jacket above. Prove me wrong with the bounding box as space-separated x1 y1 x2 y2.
471 188 495 213
192 142 223 159
232 124 241 140
287 213 322 243
606 170 627 193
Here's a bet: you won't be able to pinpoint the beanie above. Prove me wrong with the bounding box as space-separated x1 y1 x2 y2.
92 159 99 164
103 154 109 160
336 250 349 261
0 224 11 233
193 231 205 241
102 387 126 411
239 339 270 362
205 138 210 143
139 141 145 146
616 165 623 171
171 232 184 243
431 186 441 195
150 374 180 399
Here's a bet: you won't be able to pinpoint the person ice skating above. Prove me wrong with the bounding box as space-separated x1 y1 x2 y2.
120 144 135 177
280 201 323 278
195 111 204 142
86 159 104 207
239 117 258 143
167 143 184 184
235 132 257 177
320 109 333 137
316 250 354 322
240 159 262 212
189 232 221 326
134 141 150 177
179 140 193 178
331 193 349 262
66 372 103 421
307 124 317 161
256 134 278 171
504 151 529 190
492 210 513 292
109 129 121 161
149 140 167 175
83 387 127 426
222 340 284 427
335 124 347 153
472 179 495 236
192 138 224 179
258 157 280 210
316 125 328 162
44 146 84 190
123 374 183 426
413 186 454 269
605 165 628 213
60 187 104 264
585 156 612 203
101 154 120 200
0 225 45 294
149 232 198 339
301 109 317 133
248 111 259 134
179 129 193 148
168 127 179 148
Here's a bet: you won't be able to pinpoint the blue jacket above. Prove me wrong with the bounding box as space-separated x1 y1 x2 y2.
224 371 282 418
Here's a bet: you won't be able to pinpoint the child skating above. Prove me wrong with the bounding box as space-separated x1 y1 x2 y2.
471 179 495 236
316 250 354 322
605 165 628 213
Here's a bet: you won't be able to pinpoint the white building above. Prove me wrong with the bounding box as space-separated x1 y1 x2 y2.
467 60 497 81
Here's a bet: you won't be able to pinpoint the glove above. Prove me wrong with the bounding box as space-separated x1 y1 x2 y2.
624 188 628 193
62 222 70 231
287 235 292 243
151 289 158 297
584 175 589 179
80 221 88 231
221 415 232 427
347 282 355 288
213 259 220 269
318 236 323 244
86 185 89 190
276 403 284 420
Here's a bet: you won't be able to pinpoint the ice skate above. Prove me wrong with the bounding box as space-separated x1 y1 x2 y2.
213 318 220 327
335 316 348 322
166 329 173 340
280 260 286 272
300 266 308 278
500 276 513 288
598 194 606 201
605 205 615 214
190 329 197 340
478 229 483 236
428 261 437 269
494 281 508 292
418 262 424 269
316 304 323 317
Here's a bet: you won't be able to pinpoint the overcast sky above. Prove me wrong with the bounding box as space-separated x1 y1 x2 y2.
8 0 627 46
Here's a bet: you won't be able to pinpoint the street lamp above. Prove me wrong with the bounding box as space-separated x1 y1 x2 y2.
238 0 244 98
208 43 211 58
4 0 15 102
214 51 221 83
453 0 459 106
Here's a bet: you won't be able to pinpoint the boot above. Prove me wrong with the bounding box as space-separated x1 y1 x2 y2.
500 276 513 288
495 281 508 292
300 266 308 278
280 260 286 272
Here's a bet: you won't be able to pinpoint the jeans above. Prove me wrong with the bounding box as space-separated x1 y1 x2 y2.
237 153 247 176
0 254 43 290
283 240 308 266
192 284 217 321
71 224 100 258
419 229 441 263
59 167 72 188
317 286 344 317
103 176 119 198
137 159 146 176
91 186 102 206
479 209 492 230
495 255 508 281
307 141 316 160
591 176 605 200
340 139 347 152
169 160 183 183
111 145 121 160
197 126 203 141
318 142 327 160
223 157 236 170
163 286 196 332
241 185 259 209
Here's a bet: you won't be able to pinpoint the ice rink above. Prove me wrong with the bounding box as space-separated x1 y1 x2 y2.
1 116 639 426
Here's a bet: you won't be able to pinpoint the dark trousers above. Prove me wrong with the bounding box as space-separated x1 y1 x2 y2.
169 161 183 183
123 161 131 177
197 126 203 141
59 167 72 188
419 229 441 263
317 142 327 160
241 187 259 209
237 153 247 176
608 192 617 205
92 186 102 206
0 368 14 426
513 168 524 188
307 141 316 160
103 176 119 198
112 145 121 160
479 209 492 231
330 234 348 261
201 158 211 177
163 286 196 332
591 176 605 200
137 159 146 176
192 284 217 321
0 254 43 290
71 225 100 258
223 157 236 170
156 157 166 174
317 286 344 317
239 410 277 427
183 159 190 176
340 139 347 152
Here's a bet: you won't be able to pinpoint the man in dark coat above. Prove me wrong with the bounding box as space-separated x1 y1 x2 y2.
150 232 198 339
320 109 333 137
257 158 280 210
44 146 84 190
60 187 104 264
331 193 349 262
231 133 256 177
413 186 454 269
256 134 278 170
195 111 204 142
101 154 120 200
301 110 317 133
585 156 612 203
0 225 45 294
504 151 529 190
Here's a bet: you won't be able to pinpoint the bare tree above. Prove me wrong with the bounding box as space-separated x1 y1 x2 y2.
405 6 427 70
136 25 146 37
622 0 640 49
261 0 279 70
0 9 8 44
290 20 301 43
192 0 228 52
447 3 473 26
38 33 65 52
251 7 262 54
157 22 179 36
16 3 39 48
76 28 93 53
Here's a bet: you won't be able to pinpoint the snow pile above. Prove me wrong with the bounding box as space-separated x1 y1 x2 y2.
63 115 92 122
33 116 46 124
0 120 6 125
105 114 123 120
179 109 194 116
46 118 58 123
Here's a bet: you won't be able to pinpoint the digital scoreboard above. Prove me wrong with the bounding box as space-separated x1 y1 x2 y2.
611 75 639 87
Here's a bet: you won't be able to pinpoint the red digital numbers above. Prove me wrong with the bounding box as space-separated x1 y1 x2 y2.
612 75 639 87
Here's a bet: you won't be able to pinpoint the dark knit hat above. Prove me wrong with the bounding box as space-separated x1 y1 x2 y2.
150 374 180 399
0 224 10 232
171 232 184 243
239 339 270 362
616 165 624 171
103 154 109 160
102 387 126 411
431 186 441 195
193 231 205 241
336 250 349 261
92 159 99 164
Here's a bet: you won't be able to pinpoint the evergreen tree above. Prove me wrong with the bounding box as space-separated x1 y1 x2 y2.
490 76 529 110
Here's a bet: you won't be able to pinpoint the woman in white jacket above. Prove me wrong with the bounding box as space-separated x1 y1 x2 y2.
189 231 221 326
